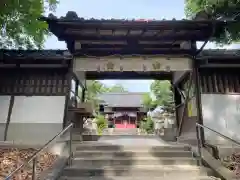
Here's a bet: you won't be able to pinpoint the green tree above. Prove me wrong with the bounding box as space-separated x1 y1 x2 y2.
185 0 240 44
150 80 174 113
142 93 157 111
81 81 128 112
107 84 127 93
84 80 107 109
0 0 58 49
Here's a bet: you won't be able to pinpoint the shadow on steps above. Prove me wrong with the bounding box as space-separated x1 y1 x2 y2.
60 142 135 178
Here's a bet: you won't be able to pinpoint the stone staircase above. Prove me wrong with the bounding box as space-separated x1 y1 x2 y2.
112 128 138 135
58 142 219 180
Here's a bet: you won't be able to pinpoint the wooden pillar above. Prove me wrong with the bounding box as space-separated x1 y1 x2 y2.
4 96 15 141
81 88 85 102
114 117 115 127
63 72 72 128
174 86 182 128
193 58 205 145
136 113 137 127
128 114 130 125
75 79 79 107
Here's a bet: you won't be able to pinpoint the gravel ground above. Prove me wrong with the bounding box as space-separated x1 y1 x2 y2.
0 148 58 180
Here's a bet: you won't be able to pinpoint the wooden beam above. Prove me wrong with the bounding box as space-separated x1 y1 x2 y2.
85 71 172 80
73 49 194 56
61 32 211 41
138 40 181 44
53 20 214 31
74 56 192 72
78 40 127 45
79 44 180 49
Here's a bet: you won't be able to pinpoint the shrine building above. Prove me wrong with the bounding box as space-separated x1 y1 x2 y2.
98 92 147 128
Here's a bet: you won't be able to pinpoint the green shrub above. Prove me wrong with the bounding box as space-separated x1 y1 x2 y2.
140 116 154 134
95 114 108 135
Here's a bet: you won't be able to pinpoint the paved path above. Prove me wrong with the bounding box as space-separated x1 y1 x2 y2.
98 135 176 146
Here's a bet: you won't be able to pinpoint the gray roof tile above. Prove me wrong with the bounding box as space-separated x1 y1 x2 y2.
98 92 145 107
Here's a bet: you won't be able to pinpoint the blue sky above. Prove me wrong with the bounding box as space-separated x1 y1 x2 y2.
44 0 240 92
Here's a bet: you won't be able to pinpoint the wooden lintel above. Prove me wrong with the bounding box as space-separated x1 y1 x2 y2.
77 40 127 45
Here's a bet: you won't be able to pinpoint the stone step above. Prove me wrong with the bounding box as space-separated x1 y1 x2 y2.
112 129 138 135
112 133 138 135
113 130 137 132
72 157 198 166
75 144 191 151
61 165 213 177
59 176 219 180
73 150 193 158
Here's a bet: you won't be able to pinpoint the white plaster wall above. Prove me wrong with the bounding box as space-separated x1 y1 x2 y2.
0 96 11 141
201 94 240 145
7 96 66 144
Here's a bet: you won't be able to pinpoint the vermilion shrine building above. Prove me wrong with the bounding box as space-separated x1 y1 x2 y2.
98 93 147 128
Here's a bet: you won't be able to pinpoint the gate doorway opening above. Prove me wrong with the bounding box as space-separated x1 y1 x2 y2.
95 79 175 134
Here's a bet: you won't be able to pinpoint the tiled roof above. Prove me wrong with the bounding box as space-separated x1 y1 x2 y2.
39 10 237 27
0 49 72 60
43 11 186 22
40 10 218 22
1 49 240 58
198 49 240 58
98 92 145 107
40 11 235 56
1 49 240 59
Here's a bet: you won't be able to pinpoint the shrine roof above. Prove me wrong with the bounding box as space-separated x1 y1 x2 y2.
98 92 145 108
0 49 72 60
1 49 240 60
0 49 72 66
198 49 240 59
1 49 240 59
40 11 234 56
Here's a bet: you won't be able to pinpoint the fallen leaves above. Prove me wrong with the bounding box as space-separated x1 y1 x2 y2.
0 148 58 180
221 152 240 176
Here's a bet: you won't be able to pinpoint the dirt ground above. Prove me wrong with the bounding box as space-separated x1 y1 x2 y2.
0 148 58 180
221 152 240 176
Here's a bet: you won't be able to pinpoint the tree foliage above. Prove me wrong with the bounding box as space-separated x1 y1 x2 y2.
141 80 174 114
83 80 128 110
85 80 106 103
0 0 58 49
142 92 157 111
150 80 174 113
185 0 240 44
140 116 154 134
94 114 108 135
107 84 127 93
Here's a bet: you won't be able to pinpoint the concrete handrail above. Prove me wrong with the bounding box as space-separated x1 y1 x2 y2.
196 123 240 147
